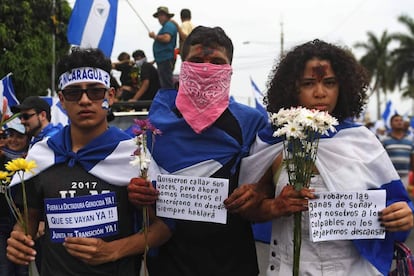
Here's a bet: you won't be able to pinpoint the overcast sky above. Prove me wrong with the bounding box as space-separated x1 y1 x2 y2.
69 0 414 119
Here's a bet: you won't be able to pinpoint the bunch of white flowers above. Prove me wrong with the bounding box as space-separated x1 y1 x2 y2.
270 106 338 276
271 107 338 140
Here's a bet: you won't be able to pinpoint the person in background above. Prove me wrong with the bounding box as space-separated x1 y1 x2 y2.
112 52 136 101
0 120 29 276
128 50 160 102
226 39 414 275
149 6 178 89
171 8 195 57
6 48 170 276
128 26 267 276
381 114 414 188
12 96 61 148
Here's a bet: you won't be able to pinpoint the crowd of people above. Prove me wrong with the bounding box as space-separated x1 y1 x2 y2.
1 5 414 276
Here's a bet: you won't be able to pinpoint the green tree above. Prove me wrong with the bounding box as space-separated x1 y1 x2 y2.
0 0 71 100
354 31 393 119
390 14 414 99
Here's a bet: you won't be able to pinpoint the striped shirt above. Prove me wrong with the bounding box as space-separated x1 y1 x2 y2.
381 133 414 176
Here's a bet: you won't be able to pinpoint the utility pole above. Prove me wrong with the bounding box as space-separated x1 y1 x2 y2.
280 19 284 59
51 0 56 95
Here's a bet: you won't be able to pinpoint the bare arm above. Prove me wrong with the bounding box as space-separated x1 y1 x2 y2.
129 79 150 102
149 31 171 43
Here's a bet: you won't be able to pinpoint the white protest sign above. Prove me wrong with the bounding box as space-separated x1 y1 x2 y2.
44 192 119 243
308 190 386 242
155 174 229 224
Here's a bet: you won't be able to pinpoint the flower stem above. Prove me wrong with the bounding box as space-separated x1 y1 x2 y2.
293 211 302 276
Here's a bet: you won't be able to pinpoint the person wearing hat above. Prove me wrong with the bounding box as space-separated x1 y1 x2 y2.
149 6 178 89
12 96 61 147
0 119 29 276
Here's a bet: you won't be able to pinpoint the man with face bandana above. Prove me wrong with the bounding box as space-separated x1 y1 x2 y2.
128 50 160 102
128 26 267 276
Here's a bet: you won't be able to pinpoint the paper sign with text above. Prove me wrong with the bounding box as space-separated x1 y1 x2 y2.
308 190 386 242
44 192 118 243
155 174 229 224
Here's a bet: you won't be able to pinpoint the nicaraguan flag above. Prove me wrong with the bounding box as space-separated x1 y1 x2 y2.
10 126 137 187
67 0 118 57
0 73 20 115
381 100 397 130
239 121 413 275
42 96 69 127
250 77 268 120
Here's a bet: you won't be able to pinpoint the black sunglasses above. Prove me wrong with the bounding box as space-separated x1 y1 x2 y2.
61 87 107 102
19 113 37 120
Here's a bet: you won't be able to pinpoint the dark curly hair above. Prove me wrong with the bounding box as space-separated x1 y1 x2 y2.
56 47 112 77
264 39 369 121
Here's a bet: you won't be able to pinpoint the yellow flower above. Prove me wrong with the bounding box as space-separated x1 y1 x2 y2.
0 170 10 183
5 158 37 174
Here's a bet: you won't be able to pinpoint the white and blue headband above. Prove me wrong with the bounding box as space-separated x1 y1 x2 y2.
58 67 110 90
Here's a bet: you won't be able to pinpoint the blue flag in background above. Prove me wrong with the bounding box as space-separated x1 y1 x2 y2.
250 77 268 120
381 100 397 130
0 73 20 114
67 0 118 57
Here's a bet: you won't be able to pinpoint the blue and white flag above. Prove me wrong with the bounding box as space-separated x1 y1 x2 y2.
67 0 118 57
10 126 137 187
381 100 397 130
250 77 268 119
0 73 20 116
239 121 413 275
41 95 69 127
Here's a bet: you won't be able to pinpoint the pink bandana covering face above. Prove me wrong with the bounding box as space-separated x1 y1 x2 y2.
176 61 233 134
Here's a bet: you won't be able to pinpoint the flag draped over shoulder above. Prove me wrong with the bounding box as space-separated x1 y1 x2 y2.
0 73 20 116
250 77 268 120
239 121 413 275
67 0 118 57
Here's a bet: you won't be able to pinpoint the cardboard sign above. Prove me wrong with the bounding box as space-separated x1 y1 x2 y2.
308 190 386 242
156 174 229 224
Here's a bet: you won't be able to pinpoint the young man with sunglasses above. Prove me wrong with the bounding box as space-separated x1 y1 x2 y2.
6 48 170 275
12 96 61 147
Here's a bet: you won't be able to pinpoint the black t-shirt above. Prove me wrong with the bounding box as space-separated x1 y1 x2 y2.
139 62 160 101
114 62 133 87
17 163 140 276
148 110 259 276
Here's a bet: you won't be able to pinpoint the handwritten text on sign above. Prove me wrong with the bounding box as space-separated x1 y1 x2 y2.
44 192 118 243
156 174 229 224
308 190 386 242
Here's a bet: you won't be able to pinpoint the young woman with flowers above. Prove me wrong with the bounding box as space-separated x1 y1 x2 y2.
226 39 414 275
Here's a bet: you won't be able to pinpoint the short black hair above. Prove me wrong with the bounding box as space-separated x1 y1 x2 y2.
56 48 112 77
180 9 191 20
181 26 234 64
132 50 146 59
